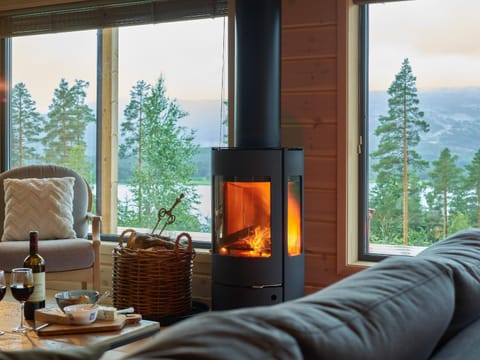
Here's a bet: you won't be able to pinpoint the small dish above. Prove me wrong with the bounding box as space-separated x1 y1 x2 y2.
64 304 98 325
55 290 99 312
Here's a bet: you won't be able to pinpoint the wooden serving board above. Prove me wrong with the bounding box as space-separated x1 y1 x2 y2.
37 314 142 336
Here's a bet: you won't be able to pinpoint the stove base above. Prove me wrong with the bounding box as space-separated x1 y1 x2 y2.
212 283 282 310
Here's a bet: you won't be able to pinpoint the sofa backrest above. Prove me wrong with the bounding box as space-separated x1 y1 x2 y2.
0 164 89 239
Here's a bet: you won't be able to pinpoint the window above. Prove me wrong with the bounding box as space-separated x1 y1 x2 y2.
116 20 228 237
1 1 228 242
11 30 97 185
359 0 480 260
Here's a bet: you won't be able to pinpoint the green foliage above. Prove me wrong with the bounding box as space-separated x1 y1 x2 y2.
10 83 44 166
464 149 480 227
369 179 403 243
369 57 480 247
371 58 429 183
428 148 463 237
119 80 151 166
10 80 95 181
449 212 471 235
117 76 203 231
370 58 429 245
42 78 95 179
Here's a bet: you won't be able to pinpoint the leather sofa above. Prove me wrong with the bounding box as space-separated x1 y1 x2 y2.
1 228 480 360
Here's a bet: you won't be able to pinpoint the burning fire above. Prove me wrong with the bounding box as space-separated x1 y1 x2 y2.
218 180 302 258
288 181 302 256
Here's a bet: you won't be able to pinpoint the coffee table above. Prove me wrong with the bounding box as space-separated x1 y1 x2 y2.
0 301 160 352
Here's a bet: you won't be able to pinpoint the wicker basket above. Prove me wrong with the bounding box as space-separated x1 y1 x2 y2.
112 230 195 319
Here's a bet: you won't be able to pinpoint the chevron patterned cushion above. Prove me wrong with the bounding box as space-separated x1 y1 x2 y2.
2 177 76 241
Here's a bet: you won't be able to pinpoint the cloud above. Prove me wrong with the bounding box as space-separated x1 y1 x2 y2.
369 0 480 89
371 0 480 57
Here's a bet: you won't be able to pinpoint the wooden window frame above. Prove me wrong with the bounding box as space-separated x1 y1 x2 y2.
337 0 374 275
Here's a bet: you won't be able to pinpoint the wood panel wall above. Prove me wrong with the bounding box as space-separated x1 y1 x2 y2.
282 0 353 294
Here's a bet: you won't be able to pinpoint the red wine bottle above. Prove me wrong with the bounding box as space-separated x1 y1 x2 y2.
24 230 46 320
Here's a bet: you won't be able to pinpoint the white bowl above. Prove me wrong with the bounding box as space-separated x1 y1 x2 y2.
64 304 98 325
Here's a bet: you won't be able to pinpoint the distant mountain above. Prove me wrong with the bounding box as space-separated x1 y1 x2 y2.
87 88 480 169
85 98 223 157
177 99 225 148
369 88 480 167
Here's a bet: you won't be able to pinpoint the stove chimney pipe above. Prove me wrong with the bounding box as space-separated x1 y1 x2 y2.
234 0 281 148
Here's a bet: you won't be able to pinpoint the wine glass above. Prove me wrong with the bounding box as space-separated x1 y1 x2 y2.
0 270 6 335
10 268 34 333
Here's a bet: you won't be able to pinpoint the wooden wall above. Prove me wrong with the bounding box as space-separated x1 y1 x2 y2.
282 0 355 294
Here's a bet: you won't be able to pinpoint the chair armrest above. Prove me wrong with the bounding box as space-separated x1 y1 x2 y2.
87 213 102 245
87 213 102 291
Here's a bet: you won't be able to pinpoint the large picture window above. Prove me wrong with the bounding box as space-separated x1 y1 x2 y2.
117 19 227 235
2 1 228 241
360 0 480 259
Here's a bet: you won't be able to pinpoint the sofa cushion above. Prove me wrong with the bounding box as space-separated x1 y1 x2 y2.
127 256 455 360
417 228 480 346
429 316 480 360
0 239 95 272
0 344 106 360
2 177 76 241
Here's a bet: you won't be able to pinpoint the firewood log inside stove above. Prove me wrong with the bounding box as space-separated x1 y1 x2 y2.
218 225 257 249
219 225 272 257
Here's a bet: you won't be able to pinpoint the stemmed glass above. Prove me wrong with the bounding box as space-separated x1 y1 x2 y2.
0 270 6 335
10 268 34 333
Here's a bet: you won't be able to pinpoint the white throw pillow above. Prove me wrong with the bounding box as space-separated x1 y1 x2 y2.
2 177 76 241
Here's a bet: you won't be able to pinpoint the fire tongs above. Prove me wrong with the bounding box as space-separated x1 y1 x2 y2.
151 193 184 236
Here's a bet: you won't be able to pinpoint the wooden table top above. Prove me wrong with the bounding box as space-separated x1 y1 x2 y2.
0 301 160 352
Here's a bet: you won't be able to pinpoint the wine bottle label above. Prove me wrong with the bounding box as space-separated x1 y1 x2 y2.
30 272 46 302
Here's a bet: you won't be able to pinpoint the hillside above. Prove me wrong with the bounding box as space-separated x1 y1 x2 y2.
87 88 479 177
370 88 480 166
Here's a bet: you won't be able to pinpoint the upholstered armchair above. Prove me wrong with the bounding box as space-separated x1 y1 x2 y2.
0 165 101 291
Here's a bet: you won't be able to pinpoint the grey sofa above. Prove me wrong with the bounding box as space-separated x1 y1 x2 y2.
125 228 480 360
1 228 480 360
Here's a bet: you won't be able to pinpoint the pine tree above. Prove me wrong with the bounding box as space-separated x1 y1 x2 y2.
10 83 44 166
371 58 429 245
465 149 480 227
119 80 151 169
42 78 94 178
429 148 463 238
118 76 202 231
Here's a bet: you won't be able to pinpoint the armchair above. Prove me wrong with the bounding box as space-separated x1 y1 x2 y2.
0 165 101 291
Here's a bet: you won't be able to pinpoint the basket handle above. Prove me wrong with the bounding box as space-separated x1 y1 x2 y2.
118 228 137 248
174 232 194 257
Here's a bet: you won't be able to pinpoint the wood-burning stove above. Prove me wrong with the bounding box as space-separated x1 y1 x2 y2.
211 148 304 310
210 0 304 310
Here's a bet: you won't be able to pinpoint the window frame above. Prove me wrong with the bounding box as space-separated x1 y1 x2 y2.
355 0 479 260
357 4 387 262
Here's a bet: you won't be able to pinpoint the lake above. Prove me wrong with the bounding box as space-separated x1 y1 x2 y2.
117 183 211 220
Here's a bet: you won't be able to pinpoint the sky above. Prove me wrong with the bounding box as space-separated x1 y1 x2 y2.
11 1 480 108
369 0 480 90
12 18 228 113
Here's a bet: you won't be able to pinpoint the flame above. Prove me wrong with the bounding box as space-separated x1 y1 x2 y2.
287 181 302 256
223 182 271 258
246 225 271 257
220 180 302 258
